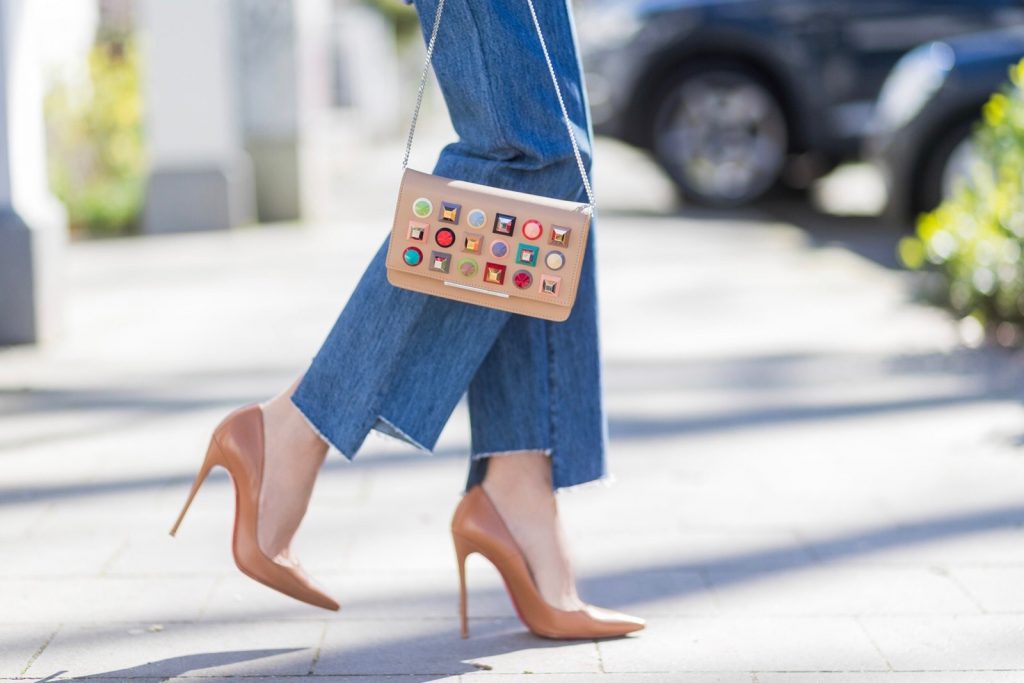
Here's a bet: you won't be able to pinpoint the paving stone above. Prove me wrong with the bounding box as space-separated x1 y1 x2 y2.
598 617 886 672
464 675 753 682
25 621 324 679
338 530 464 574
110 527 243 577
0 576 215 623
0 624 58 677
804 522 1024 566
759 674 1024 682
576 569 717 617
167 677 461 683
570 528 816 574
0 528 123 578
706 566 980 616
860 615 1024 671
945 567 1024 613
202 566 515 622
315 618 601 675
0 500 50 540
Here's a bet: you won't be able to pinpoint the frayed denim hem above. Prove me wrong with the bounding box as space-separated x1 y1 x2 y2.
291 393 434 460
470 448 553 460
372 416 433 454
555 471 617 494
466 449 611 493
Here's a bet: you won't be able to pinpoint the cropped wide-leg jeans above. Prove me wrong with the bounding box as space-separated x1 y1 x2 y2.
291 0 607 490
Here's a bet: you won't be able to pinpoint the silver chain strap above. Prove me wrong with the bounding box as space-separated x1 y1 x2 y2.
401 0 446 171
401 0 596 209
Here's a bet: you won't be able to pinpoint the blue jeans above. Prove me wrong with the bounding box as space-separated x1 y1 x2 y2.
291 0 606 491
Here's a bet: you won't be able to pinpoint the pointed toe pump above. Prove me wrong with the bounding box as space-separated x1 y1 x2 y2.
169 404 340 612
451 486 645 640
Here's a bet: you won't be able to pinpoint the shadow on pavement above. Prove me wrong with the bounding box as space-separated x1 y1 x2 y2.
759 197 904 270
32 648 305 681
579 503 1024 601
12 501 1024 678
21 627 622 680
3 346 1022 506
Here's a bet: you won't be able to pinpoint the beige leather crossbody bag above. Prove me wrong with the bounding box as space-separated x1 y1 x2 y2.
385 0 595 322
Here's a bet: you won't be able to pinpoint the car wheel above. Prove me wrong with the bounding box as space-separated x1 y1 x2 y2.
918 120 976 214
652 64 788 207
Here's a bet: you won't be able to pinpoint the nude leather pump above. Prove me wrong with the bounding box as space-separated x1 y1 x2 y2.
169 404 340 611
452 485 645 639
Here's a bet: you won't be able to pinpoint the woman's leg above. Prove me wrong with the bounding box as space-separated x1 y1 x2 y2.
256 241 514 557
256 0 607 570
257 379 327 560
429 0 607 609
466 234 603 608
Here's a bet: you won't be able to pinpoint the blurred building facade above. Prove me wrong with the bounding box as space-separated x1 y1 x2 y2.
0 0 79 345
1 0 402 345
140 0 400 233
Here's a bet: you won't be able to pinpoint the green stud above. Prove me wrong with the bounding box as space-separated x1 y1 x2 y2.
413 198 432 218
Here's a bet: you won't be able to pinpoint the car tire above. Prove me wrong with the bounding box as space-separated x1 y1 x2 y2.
917 120 975 215
651 62 789 207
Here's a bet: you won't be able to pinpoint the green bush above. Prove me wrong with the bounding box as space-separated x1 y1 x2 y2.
363 0 420 43
900 59 1024 344
45 36 145 237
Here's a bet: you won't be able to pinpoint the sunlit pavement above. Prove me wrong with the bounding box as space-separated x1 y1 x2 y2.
4 140 1024 682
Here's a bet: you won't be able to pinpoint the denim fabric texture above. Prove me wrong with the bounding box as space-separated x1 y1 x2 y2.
291 0 607 491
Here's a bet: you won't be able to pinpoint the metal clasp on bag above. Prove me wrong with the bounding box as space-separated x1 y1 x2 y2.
443 281 511 298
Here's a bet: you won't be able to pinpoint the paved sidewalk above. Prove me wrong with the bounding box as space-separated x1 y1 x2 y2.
4 141 1024 682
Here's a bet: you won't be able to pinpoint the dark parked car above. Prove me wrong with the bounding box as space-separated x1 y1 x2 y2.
868 28 1024 225
577 0 1024 206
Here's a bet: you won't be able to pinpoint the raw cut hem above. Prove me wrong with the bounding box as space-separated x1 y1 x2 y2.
555 471 617 494
372 415 433 454
470 447 553 461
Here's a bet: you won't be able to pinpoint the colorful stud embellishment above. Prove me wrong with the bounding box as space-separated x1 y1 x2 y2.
516 243 539 266
440 201 461 224
544 251 565 271
484 262 507 285
430 251 451 273
513 270 533 289
435 227 456 248
550 226 571 247
493 213 516 236
412 198 432 218
464 235 482 253
467 209 486 228
408 222 427 241
458 257 478 277
522 219 543 240
540 275 561 295
403 246 423 266
490 239 509 258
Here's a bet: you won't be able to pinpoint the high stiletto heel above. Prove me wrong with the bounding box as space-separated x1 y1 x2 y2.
169 404 340 611
170 439 223 537
451 485 644 640
454 534 472 639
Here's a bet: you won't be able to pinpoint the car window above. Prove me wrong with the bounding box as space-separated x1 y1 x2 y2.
831 0 1024 104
